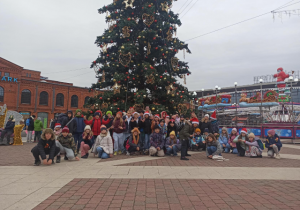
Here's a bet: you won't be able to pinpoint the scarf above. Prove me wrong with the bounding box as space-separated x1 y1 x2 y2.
207 140 217 147
133 135 139 145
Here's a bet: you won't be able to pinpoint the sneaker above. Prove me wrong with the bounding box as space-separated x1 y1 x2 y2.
34 159 41 166
64 156 69 161
126 151 130 156
275 154 281 159
114 151 117 156
56 156 61 163
81 154 88 159
186 154 191 157
180 157 189 161
86 153 89 158
118 150 122 155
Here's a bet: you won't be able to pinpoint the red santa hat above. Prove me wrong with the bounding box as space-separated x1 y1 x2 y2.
210 110 217 120
191 118 199 125
132 112 139 116
144 111 150 116
54 123 61 129
240 128 248 134
166 115 170 118
154 114 160 118
277 67 283 71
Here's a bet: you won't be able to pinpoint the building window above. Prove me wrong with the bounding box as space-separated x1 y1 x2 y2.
84 96 90 105
4 72 9 77
71 95 78 108
39 91 49 106
56 93 64 107
26 73 28 77
21 89 31 104
0 86 4 102
0 72 2 76
29 73 31 77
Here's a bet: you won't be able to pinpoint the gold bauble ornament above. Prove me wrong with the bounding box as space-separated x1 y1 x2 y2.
107 98 110 101
173 106 177 109
121 46 125 49
152 107 155 111
113 79 116 82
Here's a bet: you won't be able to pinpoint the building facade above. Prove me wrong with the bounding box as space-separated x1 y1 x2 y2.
0 57 94 127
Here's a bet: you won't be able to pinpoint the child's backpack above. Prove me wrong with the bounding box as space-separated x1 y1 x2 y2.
257 139 264 150
123 135 131 150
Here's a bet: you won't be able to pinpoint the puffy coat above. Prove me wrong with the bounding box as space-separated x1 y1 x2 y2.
128 134 141 148
57 113 68 128
228 133 238 147
34 119 43 131
211 120 220 134
84 111 110 136
74 116 85 133
200 120 212 134
206 140 222 156
5 120 15 132
140 118 152 134
92 132 113 154
57 133 77 157
166 123 177 137
165 137 181 150
35 128 57 160
150 132 164 149
218 134 229 145
178 120 193 141
26 117 35 131
265 134 282 151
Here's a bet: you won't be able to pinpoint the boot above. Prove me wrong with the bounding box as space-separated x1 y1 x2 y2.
34 159 41 166
64 156 69 160
56 156 61 163
181 157 189 161
275 154 281 159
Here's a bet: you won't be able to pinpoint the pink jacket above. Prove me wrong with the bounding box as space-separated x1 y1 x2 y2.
228 133 239 147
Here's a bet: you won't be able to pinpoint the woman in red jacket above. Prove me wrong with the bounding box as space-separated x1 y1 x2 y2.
84 110 110 144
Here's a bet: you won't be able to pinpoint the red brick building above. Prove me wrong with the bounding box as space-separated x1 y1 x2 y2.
0 57 94 127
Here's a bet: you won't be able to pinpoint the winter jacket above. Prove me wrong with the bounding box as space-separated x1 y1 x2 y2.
200 120 212 134
150 132 164 149
128 134 141 148
166 125 177 138
165 137 181 150
233 135 247 150
206 140 222 156
50 119 58 130
92 132 113 154
34 119 43 131
159 124 167 137
140 118 152 134
123 116 132 133
104 116 114 131
84 117 110 136
211 120 220 134
26 117 34 131
191 134 203 145
4 120 15 132
56 133 77 157
111 118 126 134
66 111 77 134
82 132 93 148
178 120 193 141
228 133 238 147
37 129 57 160
265 134 282 151
57 113 68 128
129 119 139 130
74 116 85 133
151 120 160 133
218 134 229 145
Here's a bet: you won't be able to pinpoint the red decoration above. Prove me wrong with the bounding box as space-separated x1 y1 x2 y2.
187 73 189 76
93 61 96 64
170 27 173 30
127 18 131 21
118 81 121 83
155 47 158 50
181 91 184 93
133 77 135 80
127 76 130 79
180 96 183 98
100 97 103 100
155 20 157 23
118 108 120 110
148 4 151 8
160 76 163 78
126 72 128 74
90 111 93 114
153 37 156 40
134 93 136 95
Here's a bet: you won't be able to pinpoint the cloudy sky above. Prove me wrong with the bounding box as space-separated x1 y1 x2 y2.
0 0 299 91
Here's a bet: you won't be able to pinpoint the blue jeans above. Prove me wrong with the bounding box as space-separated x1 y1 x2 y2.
144 134 150 150
220 143 230 153
73 133 83 151
113 132 124 152
96 147 109 159
166 146 179 156
207 146 217 155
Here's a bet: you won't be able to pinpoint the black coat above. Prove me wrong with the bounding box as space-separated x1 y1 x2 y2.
27 117 34 131
58 113 68 128
167 123 177 137
67 117 77 134
129 119 139 130
5 120 15 132
141 118 152 134
200 121 212 134
36 139 57 160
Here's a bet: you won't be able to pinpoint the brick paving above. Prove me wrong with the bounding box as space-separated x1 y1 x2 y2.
97 154 141 163
118 151 300 167
33 178 300 210
280 147 300 155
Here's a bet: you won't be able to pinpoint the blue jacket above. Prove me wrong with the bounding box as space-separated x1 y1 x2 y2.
74 116 85 133
218 134 229 145
191 134 203 145
5 120 15 132
265 134 282 151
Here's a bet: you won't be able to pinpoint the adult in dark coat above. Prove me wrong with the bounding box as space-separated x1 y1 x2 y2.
178 115 193 161
139 111 152 150
66 110 77 134
57 113 68 128
0 116 15 145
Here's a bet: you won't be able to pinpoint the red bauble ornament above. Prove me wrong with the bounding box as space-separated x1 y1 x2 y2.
165 70 167 73
182 91 185 93
187 73 189 76
127 18 131 21
114 25 117 28
148 4 151 7
118 81 121 83
150 66 154 69
115 11 118 14
162 53 165 56
126 72 128 74
93 61 96 64
118 108 120 110
131 12 134 15
170 27 173 30
107 54 109 57
174 49 177 52
100 97 103 100
155 47 158 50
134 93 136 95
127 76 130 79
173 82 176 84
160 76 163 79
90 111 93 114
154 20 157 23
180 96 183 98
153 37 156 40
110 40 113 43
133 77 135 80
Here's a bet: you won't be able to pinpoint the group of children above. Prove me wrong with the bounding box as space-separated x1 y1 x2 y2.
31 109 283 166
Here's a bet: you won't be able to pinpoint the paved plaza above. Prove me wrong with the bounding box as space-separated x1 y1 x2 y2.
0 143 300 210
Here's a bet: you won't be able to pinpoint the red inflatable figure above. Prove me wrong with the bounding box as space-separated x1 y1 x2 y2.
274 67 290 88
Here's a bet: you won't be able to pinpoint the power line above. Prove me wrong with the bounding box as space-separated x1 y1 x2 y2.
181 0 199 18
180 0 195 14
177 0 190 13
185 1 300 42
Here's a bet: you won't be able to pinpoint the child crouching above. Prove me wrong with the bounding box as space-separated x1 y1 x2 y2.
126 127 141 155
81 125 93 159
206 134 222 159
191 128 205 151
92 125 113 159
165 131 181 156
266 129 282 159
245 133 263 158
31 128 60 166
56 127 80 163
228 128 238 154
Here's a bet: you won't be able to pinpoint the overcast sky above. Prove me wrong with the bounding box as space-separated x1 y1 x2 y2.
0 0 299 91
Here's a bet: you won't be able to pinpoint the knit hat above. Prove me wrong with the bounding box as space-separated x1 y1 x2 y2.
76 109 82 114
170 131 176 136
54 123 61 129
210 111 217 120
204 128 209 133
8 115 14 120
62 126 69 133
84 125 91 131
268 129 276 136
222 127 227 131
248 133 255 139
100 125 107 131
94 110 102 117
116 111 123 116
154 125 160 130
204 114 209 118
131 127 140 134
191 118 199 125
144 111 150 116
240 128 247 134
232 128 237 132
106 111 112 115
195 128 201 133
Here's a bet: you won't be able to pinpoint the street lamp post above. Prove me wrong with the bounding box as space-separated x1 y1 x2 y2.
259 79 264 135
215 86 221 118
234 82 238 128
201 88 204 118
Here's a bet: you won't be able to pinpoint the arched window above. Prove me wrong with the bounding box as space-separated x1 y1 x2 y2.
21 89 31 104
39 91 49 105
71 95 78 108
56 93 64 107
84 96 90 105
0 86 4 102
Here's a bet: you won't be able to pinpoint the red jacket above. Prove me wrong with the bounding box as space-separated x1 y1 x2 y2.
84 117 110 136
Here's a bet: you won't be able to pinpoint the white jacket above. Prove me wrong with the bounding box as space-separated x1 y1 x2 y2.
92 132 113 154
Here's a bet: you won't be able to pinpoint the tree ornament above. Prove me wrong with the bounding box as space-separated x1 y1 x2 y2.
171 57 179 71
166 29 173 41
146 74 155 84
123 0 134 9
112 82 121 94
142 13 154 27
101 70 106 82
122 26 130 38
147 42 151 55
161 1 170 12
119 52 131 66
101 103 108 109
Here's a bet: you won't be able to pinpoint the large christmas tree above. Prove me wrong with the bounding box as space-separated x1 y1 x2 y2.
86 0 195 115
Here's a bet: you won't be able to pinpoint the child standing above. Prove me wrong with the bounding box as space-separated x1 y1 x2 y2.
31 128 60 166
191 128 205 151
245 133 263 158
92 125 113 159
56 127 80 163
206 134 222 159
265 129 282 159
228 128 238 154
149 125 165 157
165 131 181 156
219 127 229 153
80 125 93 159
111 111 126 155
233 128 248 157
